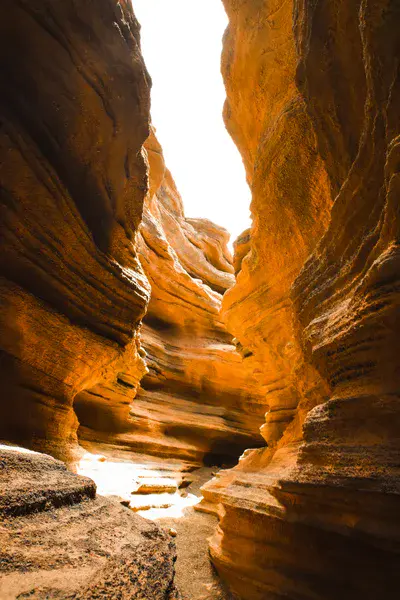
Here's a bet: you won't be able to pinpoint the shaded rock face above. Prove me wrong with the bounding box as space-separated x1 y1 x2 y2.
204 0 400 598
0 445 178 599
0 0 266 473
76 130 267 464
0 0 151 461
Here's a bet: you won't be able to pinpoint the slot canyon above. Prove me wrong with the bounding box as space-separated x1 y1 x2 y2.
0 0 399 598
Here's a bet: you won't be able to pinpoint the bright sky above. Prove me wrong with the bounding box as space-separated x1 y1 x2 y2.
132 0 251 247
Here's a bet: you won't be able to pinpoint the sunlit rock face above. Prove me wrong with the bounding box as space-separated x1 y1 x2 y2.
77 130 267 463
221 0 332 451
0 0 151 462
0 445 179 599
0 0 266 471
138 132 268 463
205 0 400 598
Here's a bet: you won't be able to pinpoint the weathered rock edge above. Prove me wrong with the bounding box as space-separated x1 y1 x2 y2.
0 445 179 599
204 0 400 598
0 0 151 462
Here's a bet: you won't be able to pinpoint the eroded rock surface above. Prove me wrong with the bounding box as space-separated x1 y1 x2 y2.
0 445 179 599
0 0 151 462
0 0 266 477
76 130 267 464
2 0 399 597
137 133 268 464
204 0 400 598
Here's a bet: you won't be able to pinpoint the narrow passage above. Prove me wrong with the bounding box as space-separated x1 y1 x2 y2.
77 447 236 600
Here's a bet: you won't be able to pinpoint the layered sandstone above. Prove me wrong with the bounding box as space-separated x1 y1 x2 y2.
0 0 151 462
204 0 400 598
0 0 266 472
0 445 178 599
77 131 267 464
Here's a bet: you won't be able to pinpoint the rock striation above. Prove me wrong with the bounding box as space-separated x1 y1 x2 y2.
77 130 267 464
0 445 179 599
0 0 266 473
136 132 268 464
3 0 399 597
0 0 151 462
204 0 400 598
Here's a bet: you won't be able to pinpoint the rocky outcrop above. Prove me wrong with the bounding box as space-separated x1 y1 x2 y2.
77 130 267 464
204 0 400 598
0 0 151 462
0 445 179 599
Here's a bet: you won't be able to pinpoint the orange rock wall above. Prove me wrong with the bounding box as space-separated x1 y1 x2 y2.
76 131 267 463
0 0 151 461
0 2 267 467
137 133 267 463
221 0 332 447
204 0 400 597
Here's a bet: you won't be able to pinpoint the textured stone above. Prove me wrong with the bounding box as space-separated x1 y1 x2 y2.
0 0 267 475
205 0 400 598
220 0 332 449
132 131 267 463
75 129 267 464
0 445 179 599
0 0 151 462
2 0 398 597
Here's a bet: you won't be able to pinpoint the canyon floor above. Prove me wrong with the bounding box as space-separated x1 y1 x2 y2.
77 447 236 600
159 467 235 600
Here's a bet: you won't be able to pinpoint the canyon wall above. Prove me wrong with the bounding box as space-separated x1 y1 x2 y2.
0 0 266 468
0 0 152 462
76 130 267 464
204 0 400 598
3 1 399 597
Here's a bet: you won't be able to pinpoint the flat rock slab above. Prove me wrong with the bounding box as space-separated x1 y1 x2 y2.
134 478 178 494
0 445 179 599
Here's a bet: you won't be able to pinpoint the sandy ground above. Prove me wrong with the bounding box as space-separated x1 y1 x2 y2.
155 467 236 600
77 449 236 599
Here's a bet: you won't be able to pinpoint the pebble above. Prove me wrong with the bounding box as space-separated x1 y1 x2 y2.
168 527 177 538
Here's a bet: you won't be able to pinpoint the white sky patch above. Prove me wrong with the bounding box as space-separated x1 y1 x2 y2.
131 0 251 247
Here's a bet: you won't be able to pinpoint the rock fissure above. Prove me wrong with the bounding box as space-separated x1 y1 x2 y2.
1 0 400 598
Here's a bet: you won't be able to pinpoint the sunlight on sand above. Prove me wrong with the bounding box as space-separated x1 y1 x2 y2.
77 451 201 520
